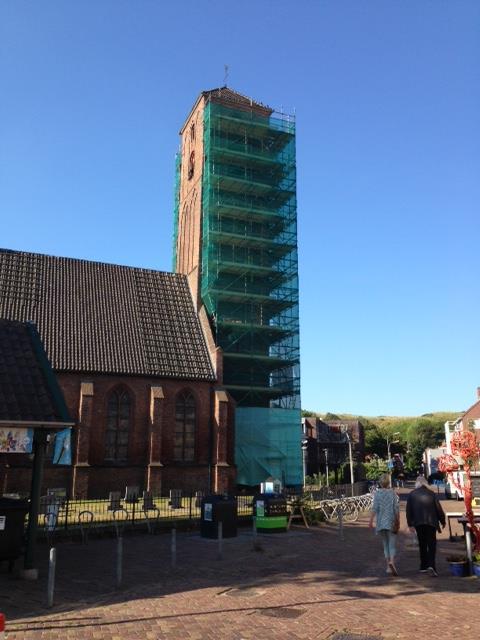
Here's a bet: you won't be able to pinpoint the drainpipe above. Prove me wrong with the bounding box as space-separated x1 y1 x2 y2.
208 386 214 493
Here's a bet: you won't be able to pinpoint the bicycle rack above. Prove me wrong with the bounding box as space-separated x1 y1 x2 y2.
143 507 160 534
78 510 94 544
112 507 129 538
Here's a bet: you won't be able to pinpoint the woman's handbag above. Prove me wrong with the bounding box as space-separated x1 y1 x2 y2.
392 512 400 534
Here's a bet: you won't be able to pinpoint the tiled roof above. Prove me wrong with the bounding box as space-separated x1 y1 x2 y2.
0 319 72 424
0 249 215 381
202 86 273 115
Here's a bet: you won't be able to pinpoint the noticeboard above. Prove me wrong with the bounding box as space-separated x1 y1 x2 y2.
0 428 33 453
256 500 265 518
204 503 212 521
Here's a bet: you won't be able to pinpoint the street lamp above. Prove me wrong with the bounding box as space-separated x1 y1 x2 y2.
323 448 329 488
301 438 308 488
341 426 354 496
386 432 400 460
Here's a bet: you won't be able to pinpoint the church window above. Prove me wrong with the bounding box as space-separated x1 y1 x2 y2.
105 388 131 462
188 151 195 180
190 123 195 142
174 391 196 461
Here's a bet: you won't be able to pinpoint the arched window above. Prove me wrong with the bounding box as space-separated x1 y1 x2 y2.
174 391 196 461
105 388 131 462
188 150 195 180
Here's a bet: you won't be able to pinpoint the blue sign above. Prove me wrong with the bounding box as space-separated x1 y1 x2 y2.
53 428 72 465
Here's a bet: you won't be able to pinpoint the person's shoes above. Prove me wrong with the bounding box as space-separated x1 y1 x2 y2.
388 562 398 576
427 567 438 577
419 569 428 573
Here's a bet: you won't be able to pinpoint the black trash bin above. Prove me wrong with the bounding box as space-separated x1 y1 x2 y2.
254 493 287 533
0 497 29 568
200 495 237 539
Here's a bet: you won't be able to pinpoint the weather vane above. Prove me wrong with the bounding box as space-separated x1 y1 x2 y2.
224 64 229 87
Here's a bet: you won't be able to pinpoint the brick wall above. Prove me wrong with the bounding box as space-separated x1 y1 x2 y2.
175 97 205 308
3 371 236 498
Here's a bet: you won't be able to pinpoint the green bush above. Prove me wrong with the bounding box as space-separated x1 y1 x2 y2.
364 459 389 480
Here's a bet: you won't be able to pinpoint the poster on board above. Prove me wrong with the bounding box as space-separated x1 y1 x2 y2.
0 428 33 453
52 428 72 465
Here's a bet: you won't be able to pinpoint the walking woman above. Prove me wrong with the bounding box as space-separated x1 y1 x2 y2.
369 473 400 575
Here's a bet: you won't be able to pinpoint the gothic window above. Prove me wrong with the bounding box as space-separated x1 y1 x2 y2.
190 123 195 142
188 150 195 180
105 388 131 462
174 391 196 461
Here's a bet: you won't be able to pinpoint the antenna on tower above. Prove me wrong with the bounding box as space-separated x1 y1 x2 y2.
224 64 229 87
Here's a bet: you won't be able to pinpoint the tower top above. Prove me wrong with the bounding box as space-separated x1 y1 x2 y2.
202 86 272 114
180 86 273 133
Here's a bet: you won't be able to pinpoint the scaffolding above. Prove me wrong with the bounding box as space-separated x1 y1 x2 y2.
173 95 302 486
201 101 300 411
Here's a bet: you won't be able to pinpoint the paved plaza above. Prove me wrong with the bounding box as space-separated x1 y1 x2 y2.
1 491 478 640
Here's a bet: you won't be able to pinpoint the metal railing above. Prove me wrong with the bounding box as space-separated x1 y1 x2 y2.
35 491 254 536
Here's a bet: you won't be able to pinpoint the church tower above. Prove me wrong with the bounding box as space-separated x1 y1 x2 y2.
174 87 301 486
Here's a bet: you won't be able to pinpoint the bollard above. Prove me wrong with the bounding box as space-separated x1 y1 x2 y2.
217 521 223 560
466 530 473 575
116 536 123 589
171 527 177 568
0 612 6 639
47 547 56 608
252 516 257 545
338 502 344 541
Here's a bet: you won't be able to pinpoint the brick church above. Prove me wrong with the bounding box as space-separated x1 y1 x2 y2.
0 86 302 497
0 248 236 498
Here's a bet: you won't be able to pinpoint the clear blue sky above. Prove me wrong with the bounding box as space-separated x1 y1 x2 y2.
1 1 479 416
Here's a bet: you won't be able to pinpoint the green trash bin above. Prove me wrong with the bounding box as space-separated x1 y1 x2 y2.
254 494 287 533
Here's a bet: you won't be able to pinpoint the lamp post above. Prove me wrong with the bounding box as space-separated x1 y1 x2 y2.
323 448 329 488
341 426 354 496
386 432 400 460
301 438 308 488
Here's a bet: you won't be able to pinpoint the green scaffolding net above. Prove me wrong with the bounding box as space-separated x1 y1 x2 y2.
235 407 303 487
173 97 302 486
201 101 300 411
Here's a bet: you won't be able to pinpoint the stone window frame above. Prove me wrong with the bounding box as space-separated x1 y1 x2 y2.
174 389 197 462
104 385 133 463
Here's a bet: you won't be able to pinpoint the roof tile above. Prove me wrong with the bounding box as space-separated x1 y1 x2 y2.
0 249 215 381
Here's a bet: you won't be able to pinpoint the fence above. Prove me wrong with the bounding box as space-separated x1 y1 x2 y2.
35 491 254 536
31 482 369 538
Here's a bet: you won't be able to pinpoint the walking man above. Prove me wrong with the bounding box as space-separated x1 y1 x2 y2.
406 476 446 576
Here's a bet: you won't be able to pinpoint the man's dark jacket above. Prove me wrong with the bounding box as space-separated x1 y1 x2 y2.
406 485 446 529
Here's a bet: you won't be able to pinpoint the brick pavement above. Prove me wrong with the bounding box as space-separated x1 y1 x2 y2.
1 491 478 639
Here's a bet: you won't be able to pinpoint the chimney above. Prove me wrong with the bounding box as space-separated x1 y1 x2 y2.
477 387 480 400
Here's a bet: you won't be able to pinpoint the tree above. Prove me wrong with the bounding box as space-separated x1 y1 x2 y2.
405 417 445 471
363 418 407 459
